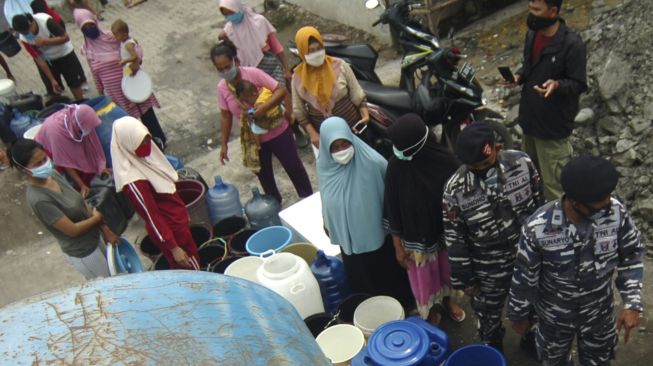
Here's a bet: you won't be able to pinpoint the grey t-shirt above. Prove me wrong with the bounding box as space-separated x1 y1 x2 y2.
27 173 100 258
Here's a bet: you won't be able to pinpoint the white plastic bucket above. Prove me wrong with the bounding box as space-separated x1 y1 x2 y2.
316 324 365 366
22 124 42 139
256 251 324 319
353 296 405 338
224 256 263 283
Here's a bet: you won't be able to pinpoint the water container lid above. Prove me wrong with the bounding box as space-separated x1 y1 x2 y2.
367 320 429 366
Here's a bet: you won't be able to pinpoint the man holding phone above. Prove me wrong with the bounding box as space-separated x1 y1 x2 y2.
509 0 587 202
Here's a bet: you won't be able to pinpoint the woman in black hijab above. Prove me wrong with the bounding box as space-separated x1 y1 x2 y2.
384 113 465 324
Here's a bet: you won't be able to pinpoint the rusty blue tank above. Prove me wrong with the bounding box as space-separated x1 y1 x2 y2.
0 271 330 365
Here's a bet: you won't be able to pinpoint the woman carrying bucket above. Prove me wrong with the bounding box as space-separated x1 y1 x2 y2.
110 116 199 269
317 117 413 306
384 114 466 324
9 138 118 279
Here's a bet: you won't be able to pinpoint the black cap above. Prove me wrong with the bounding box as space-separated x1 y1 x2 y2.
455 122 495 164
561 156 618 204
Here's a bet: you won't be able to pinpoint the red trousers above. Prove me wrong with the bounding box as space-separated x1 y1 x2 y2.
123 180 199 269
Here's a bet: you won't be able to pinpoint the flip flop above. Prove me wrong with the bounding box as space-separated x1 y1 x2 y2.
448 308 466 323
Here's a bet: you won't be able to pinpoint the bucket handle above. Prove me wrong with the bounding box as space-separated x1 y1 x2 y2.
289 282 306 295
260 249 276 260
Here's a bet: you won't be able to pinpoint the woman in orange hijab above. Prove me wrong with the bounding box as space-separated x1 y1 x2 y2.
292 26 369 148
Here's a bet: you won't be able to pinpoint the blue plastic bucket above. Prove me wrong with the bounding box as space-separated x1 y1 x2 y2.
445 344 506 366
245 226 292 256
114 238 144 274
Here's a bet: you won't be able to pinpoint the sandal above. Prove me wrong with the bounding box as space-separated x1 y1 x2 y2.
443 297 466 323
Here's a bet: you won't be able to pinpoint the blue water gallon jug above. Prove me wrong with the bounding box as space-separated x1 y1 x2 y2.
245 187 281 229
310 250 349 314
82 96 129 168
352 317 450 366
206 176 243 225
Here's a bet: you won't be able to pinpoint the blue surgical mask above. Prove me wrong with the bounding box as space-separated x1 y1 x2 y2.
392 127 429 161
218 64 238 82
82 26 100 39
30 158 54 179
226 11 245 24
23 32 36 43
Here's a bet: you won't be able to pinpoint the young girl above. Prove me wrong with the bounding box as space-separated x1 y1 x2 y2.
10 138 118 279
110 116 199 269
110 18 167 151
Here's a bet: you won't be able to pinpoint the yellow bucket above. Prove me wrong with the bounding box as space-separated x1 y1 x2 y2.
280 242 319 265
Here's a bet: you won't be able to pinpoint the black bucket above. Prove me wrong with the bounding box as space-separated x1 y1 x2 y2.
154 255 170 270
212 216 247 239
0 31 20 57
139 235 161 262
198 244 226 270
304 312 336 338
228 229 257 257
210 256 239 274
190 225 211 247
337 293 372 324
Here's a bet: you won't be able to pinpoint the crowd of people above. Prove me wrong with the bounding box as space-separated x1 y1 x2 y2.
0 0 646 364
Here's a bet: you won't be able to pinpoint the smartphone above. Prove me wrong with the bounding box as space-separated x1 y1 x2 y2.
353 120 368 135
498 66 515 83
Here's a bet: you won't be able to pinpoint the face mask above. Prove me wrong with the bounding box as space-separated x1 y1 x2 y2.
392 126 429 161
305 49 326 67
135 139 152 157
23 32 36 43
226 11 245 24
81 128 93 137
332 146 355 165
218 64 238 82
473 166 496 180
573 202 610 221
82 26 100 39
30 157 54 179
526 13 558 31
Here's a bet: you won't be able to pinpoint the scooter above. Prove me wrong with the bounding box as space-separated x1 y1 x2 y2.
289 0 512 152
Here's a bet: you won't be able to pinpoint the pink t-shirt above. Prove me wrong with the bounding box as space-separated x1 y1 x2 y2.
217 66 288 143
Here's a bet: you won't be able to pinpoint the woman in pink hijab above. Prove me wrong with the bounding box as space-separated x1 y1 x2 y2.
35 104 110 197
73 8 167 150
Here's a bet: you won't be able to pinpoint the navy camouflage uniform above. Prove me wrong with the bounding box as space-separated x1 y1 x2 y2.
443 150 543 344
508 198 644 365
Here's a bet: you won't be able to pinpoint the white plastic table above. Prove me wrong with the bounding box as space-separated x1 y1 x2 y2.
279 192 341 257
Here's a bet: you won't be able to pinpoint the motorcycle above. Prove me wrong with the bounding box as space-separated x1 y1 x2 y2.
289 0 512 155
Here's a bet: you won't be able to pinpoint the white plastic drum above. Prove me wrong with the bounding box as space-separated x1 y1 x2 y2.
121 68 153 103
224 256 263 283
0 78 15 97
316 324 365 366
23 124 42 139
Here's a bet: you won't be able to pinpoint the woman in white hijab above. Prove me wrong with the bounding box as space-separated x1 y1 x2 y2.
111 117 199 269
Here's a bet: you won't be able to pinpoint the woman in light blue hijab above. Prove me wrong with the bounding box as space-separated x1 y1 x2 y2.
317 117 413 305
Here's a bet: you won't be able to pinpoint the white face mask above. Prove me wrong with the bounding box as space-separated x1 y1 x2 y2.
331 146 355 165
305 49 326 67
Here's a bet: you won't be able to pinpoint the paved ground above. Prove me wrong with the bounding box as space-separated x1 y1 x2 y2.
0 0 651 364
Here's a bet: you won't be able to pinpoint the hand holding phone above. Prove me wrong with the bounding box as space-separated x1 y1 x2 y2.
498 66 515 83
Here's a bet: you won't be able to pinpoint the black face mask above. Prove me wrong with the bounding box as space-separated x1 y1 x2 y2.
527 13 558 31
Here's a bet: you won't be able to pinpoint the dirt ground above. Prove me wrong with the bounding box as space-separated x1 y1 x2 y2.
0 0 652 364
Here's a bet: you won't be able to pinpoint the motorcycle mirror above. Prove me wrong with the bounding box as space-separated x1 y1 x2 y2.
365 0 380 9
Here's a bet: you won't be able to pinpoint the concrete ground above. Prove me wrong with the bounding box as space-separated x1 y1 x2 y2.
0 0 651 365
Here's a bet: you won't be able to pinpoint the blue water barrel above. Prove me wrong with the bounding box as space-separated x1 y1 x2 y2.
310 250 349 314
82 96 129 168
445 344 506 366
0 271 330 365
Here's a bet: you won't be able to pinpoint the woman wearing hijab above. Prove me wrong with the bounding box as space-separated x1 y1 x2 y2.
293 27 369 148
218 0 291 91
34 104 110 197
385 114 465 324
211 42 312 204
10 138 118 279
73 9 167 150
111 117 199 269
317 116 412 306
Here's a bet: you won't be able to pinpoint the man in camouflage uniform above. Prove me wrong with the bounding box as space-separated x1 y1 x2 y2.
509 156 644 365
443 123 544 352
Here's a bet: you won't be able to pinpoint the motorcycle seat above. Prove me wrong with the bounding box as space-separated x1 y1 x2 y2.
359 80 412 112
